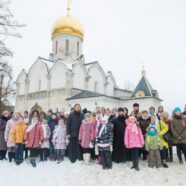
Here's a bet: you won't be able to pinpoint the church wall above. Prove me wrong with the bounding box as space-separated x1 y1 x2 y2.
50 62 67 89
49 89 68 111
28 61 48 93
114 89 131 99
106 76 115 96
17 72 26 95
122 98 162 113
67 97 120 112
88 67 106 94
72 64 86 90
14 96 25 114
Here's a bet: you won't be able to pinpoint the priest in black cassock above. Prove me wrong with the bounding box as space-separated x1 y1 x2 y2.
111 107 131 163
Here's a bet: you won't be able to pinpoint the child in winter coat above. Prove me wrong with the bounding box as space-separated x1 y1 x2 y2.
24 116 44 167
40 117 51 161
5 112 20 162
95 116 113 170
11 116 27 165
125 116 144 171
145 125 162 168
78 113 94 165
52 116 68 164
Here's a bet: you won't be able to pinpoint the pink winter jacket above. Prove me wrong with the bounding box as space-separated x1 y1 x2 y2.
24 123 44 148
78 120 94 148
124 124 144 148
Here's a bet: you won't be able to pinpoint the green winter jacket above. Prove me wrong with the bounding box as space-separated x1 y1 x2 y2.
145 135 163 151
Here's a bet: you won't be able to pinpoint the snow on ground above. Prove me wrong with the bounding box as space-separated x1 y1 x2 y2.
0 156 185 186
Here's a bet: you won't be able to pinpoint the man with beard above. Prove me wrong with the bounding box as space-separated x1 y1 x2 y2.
0 111 10 160
67 104 84 163
112 107 131 163
133 103 140 118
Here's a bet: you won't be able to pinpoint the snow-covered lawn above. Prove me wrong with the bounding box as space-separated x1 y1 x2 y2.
0 156 185 186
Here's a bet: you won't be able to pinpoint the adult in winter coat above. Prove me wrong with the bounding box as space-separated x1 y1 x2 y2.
170 107 186 164
138 110 151 160
24 116 44 167
111 107 130 163
4 112 20 162
78 113 94 164
48 114 58 160
67 104 84 163
0 111 10 160
157 113 169 168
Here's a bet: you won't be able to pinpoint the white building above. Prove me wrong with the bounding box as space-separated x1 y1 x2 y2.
15 2 162 114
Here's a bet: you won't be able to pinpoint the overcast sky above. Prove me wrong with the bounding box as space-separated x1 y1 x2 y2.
5 0 186 112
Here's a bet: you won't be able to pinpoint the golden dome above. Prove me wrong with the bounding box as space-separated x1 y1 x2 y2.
51 16 84 39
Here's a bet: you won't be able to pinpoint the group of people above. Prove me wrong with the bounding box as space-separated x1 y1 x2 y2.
0 103 186 171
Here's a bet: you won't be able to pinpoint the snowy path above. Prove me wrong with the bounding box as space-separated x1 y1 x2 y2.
0 158 185 186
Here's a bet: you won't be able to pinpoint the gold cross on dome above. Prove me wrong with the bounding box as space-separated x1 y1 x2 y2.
67 0 71 16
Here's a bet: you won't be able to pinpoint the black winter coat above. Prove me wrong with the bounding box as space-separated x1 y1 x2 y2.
138 117 151 136
67 111 84 138
96 122 113 151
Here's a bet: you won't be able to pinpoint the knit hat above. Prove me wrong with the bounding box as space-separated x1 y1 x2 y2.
118 107 124 112
149 125 157 131
173 107 181 113
84 113 91 118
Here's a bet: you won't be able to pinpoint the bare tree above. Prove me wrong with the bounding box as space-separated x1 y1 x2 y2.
0 0 24 112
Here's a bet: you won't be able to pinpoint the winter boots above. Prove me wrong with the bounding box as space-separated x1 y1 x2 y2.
131 160 139 171
83 153 90 165
30 158 37 167
8 152 15 163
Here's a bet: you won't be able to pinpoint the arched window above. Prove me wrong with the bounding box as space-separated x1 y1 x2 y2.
55 41 58 54
94 81 98 93
65 39 69 55
77 41 79 56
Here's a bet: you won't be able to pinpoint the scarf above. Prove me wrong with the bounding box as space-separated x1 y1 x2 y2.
98 124 106 138
130 123 138 134
42 125 47 138
26 120 37 133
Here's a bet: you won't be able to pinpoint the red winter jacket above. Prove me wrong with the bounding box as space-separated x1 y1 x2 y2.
24 123 44 148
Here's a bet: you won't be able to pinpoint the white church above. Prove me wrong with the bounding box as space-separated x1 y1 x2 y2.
15 1 162 114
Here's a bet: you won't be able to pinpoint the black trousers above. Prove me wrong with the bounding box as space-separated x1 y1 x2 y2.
15 144 24 162
82 148 91 154
30 148 40 159
139 149 148 160
100 151 112 169
160 147 167 161
176 144 186 161
56 149 65 161
40 148 48 161
68 137 83 163
131 148 139 162
0 150 7 160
